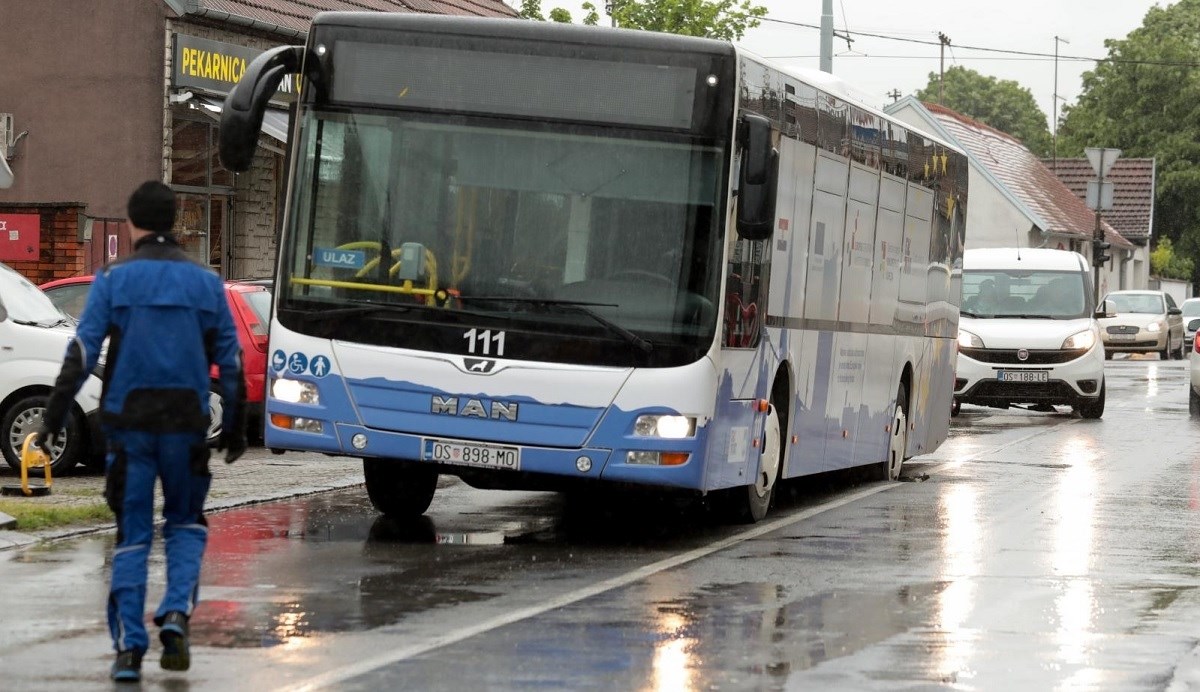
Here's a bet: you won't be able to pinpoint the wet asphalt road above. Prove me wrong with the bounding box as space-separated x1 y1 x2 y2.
2 358 1200 690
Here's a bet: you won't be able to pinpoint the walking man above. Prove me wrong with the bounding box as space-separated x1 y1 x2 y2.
36 181 247 682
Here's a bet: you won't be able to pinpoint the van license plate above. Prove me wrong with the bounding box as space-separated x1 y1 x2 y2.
422 438 521 470
997 370 1049 383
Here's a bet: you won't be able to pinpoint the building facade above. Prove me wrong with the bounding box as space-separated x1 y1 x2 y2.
0 0 516 282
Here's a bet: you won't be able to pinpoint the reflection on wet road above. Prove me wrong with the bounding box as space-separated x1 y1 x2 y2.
3 360 1200 690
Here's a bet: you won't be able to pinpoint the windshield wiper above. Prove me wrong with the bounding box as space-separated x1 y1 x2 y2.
960 310 981 318
296 302 418 321
458 296 653 353
12 318 68 328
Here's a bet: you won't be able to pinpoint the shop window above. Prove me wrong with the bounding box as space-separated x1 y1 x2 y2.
171 113 234 274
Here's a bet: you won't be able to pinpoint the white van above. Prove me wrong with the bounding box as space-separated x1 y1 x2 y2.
953 248 1106 419
0 263 104 473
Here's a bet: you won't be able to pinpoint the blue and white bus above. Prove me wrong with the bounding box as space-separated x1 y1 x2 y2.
219 13 968 523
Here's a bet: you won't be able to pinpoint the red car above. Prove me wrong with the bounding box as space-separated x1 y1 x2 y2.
39 275 272 442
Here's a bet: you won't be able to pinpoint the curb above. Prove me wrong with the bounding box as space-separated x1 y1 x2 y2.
0 475 367 553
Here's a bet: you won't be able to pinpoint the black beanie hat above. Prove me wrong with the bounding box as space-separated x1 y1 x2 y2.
127 181 176 234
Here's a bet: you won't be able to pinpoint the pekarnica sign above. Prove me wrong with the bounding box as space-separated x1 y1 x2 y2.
172 34 299 103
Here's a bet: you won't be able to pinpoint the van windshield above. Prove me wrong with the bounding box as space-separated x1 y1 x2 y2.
0 264 70 325
961 270 1090 319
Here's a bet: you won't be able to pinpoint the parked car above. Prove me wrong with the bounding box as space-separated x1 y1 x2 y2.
953 248 1106 418
1182 298 1200 346
1190 321 1200 416
1097 290 1185 360
40 275 273 442
0 263 105 474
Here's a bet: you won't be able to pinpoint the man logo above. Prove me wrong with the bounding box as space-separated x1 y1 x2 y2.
431 395 519 421
464 358 496 374
1017 349 1030 361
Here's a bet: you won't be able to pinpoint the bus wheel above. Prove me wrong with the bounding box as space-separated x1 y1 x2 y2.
719 402 782 524
363 459 438 518
880 385 908 481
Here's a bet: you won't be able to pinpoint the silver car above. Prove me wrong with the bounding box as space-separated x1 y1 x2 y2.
1182 298 1200 346
1097 290 1185 360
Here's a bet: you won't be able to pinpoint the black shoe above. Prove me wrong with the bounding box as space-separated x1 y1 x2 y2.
159 611 190 671
111 650 143 682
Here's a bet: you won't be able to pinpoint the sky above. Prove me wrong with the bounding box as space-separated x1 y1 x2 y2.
519 0 1171 127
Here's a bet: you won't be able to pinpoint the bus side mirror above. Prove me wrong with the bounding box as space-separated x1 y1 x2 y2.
219 45 308 173
735 113 779 241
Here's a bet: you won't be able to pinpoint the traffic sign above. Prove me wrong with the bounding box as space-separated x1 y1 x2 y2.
1085 147 1122 179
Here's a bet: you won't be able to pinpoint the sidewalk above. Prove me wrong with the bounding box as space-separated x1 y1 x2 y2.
0 447 366 550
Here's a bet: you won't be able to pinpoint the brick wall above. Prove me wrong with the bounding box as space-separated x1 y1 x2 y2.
0 203 88 284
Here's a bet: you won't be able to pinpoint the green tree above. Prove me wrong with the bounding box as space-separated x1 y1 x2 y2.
915 66 1053 157
1058 0 1200 283
519 0 766 40
1151 237 1195 280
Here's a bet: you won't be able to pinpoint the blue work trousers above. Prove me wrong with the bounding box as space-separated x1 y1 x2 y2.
104 429 211 654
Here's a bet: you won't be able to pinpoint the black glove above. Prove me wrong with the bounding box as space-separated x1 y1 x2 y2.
217 428 247 464
33 426 56 457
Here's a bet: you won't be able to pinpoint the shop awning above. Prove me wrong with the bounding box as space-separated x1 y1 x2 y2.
195 96 289 145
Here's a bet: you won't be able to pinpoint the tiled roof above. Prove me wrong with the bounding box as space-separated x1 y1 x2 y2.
186 0 517 35
1040 157 1154 241
922 102 1134 250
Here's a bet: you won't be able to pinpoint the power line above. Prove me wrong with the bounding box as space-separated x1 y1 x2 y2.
757 16 1200 67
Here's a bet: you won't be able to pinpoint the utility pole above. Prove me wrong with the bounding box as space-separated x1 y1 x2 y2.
887 88 902 103
937 32 951 104
1052 36 1070 170
820 0 834 73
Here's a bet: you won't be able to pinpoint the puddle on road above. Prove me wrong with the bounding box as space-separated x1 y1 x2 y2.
647 581 949 677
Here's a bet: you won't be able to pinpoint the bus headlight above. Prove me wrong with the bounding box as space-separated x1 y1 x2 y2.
272 378 320 404
633 415 696 439
1062 329 1097 350
957 330 983 348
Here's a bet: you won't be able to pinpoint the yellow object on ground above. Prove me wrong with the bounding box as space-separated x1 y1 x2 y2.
2 433 52 497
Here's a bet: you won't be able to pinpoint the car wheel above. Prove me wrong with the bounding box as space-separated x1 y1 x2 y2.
1176 338 1187 360
206 384 223 446
1191 387 1200 417
950 398 961 417
1 395 86 474
1162 341 1172 360
363 459 439 518
1076 380 1105 420
1104 350 1113 361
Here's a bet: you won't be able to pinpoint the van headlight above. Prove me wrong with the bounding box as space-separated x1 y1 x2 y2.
633 415 696 439
957 330 983 348
1062 329 1097 350
272 378 320 404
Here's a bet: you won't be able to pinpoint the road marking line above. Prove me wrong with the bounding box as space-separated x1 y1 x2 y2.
284 419 1079 691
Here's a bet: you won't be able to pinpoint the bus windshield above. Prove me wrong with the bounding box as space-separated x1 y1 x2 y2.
278 109 725 367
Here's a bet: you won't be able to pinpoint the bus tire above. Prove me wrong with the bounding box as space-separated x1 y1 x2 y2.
879 384 908 481
363 459 438 518
718 401 782 524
